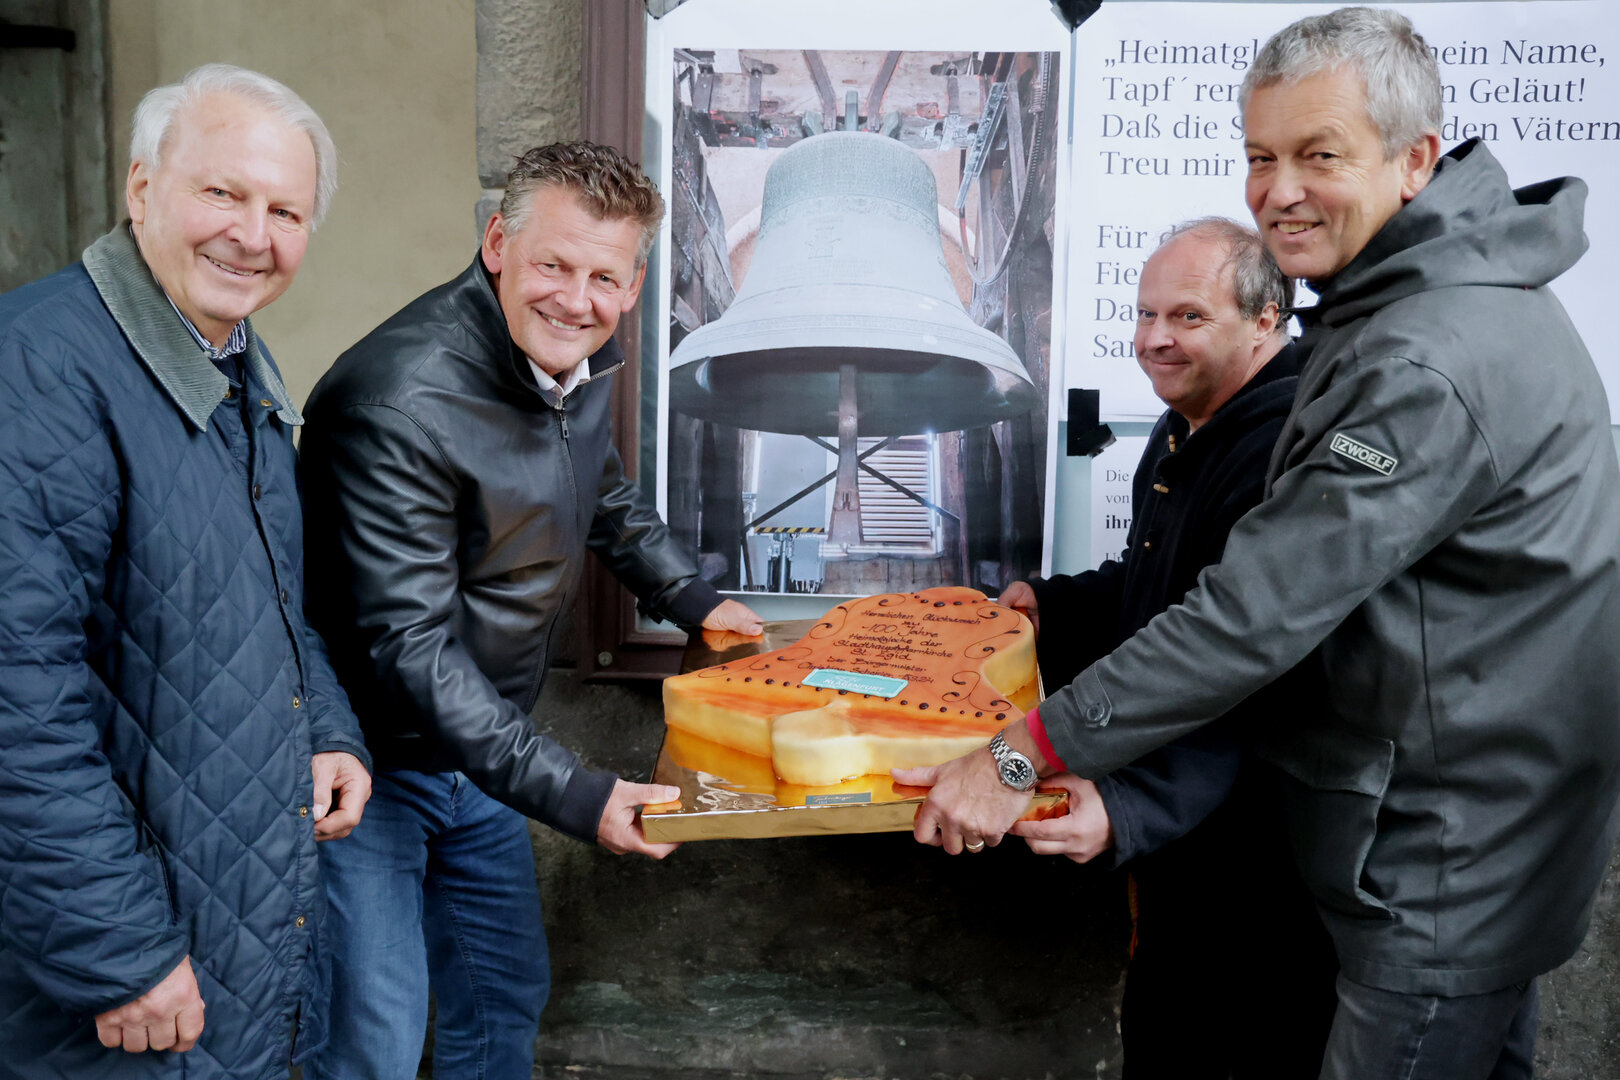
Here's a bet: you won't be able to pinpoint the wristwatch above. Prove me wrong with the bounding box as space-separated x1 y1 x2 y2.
989 730 1037 791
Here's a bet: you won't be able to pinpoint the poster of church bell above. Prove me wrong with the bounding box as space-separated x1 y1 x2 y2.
646 2 1071 600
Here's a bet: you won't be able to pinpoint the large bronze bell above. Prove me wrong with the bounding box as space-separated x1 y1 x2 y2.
667 131 1036 437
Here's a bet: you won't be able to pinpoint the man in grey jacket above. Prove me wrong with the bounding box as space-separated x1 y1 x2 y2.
902 9 1620 1078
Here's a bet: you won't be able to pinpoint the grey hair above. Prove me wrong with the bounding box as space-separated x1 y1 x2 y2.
1158 217 1294 329
1240 6 1443 159
500 142 665 266
130 63 338 229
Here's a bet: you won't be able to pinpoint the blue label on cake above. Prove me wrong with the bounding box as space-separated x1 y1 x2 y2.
803 668 908 698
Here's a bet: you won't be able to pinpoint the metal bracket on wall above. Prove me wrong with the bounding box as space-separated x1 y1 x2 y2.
647 0 1096 27
1066 388 1116 457
0 21 77 50
1051 0 1104 31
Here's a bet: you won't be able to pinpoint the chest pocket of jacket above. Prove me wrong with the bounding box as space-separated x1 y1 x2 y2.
1258 725 1397 922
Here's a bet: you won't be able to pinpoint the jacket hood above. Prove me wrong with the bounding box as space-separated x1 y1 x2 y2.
1306 139 1588 328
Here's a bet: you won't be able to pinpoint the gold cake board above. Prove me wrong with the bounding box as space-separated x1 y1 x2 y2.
641 620 1064 843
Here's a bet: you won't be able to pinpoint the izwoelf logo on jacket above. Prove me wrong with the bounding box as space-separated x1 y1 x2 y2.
1330 433 1398 475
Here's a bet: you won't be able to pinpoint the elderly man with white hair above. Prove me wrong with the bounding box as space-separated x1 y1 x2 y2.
0 64 370 1077
908 8 1620 1078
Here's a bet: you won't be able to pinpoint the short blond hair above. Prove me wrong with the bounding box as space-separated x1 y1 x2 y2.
1159 217 1294 327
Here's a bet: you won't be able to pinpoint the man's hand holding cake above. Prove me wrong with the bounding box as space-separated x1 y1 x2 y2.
702 597 766 638
1005 770 1115 863
895 715 1056 855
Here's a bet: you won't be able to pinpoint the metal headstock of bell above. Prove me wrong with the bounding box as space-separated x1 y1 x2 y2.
667 131 1036 437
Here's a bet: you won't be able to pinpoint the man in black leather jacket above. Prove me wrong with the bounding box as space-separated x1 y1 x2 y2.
299 142 761 1078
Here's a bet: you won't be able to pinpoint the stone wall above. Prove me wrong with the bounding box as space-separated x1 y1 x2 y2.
474 0 582 230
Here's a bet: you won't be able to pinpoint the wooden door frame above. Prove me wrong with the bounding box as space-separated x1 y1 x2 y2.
576 0 689 680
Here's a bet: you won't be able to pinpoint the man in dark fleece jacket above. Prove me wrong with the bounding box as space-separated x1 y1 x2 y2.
908 9 1620 1079
1001 218 1334 1079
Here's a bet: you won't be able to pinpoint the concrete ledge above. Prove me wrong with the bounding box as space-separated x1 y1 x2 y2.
540 971 1122 1079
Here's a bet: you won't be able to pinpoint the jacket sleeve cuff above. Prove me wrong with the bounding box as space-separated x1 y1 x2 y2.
311 730 373 776
552 764 620 844
657 577 724 630
78 935 195 1018
1090 773 1135 870
1025 707 1069 773
1039 665 1115 779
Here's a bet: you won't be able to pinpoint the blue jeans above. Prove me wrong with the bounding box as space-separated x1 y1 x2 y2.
308 770 548 1080
1320 973 1538 1080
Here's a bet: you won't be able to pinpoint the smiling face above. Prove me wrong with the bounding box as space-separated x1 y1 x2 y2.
127 93 318 346
1134 232 1279 431
480 184 647 379
1244 66 1439 283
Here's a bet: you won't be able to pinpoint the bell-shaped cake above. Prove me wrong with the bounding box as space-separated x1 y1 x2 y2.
663 587 1037 786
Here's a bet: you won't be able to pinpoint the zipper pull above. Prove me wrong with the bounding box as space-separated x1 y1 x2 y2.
559 408 569 440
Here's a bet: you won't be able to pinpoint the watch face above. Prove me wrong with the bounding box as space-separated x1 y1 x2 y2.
1000 755 1036 790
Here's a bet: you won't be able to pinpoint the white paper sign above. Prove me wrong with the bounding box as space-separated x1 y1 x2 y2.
1066 1 1620 422
1090 436 1150 568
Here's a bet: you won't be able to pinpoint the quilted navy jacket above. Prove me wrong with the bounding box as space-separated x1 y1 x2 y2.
0 226 370 1078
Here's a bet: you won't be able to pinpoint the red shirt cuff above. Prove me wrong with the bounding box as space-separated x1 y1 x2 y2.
1025 706 1068 774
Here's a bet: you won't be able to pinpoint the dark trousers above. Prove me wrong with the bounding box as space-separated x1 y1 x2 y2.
1120 904 1338 1079
1319 974 1538 1080
1119 800 1339 1079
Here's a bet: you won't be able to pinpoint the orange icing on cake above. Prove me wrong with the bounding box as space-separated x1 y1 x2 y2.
662 586 1037 786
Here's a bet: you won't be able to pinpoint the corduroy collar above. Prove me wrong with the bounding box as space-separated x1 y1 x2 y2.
82 223 303 431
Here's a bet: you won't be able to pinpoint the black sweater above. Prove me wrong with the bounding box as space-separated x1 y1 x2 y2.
1028 342 1301 868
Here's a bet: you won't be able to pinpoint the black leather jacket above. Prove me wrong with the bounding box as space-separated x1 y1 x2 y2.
301 255 719 841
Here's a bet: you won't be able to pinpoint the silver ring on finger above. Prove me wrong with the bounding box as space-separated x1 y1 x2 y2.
965 839 986 853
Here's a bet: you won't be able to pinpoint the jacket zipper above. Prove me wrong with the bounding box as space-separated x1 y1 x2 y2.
524 403 575 707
